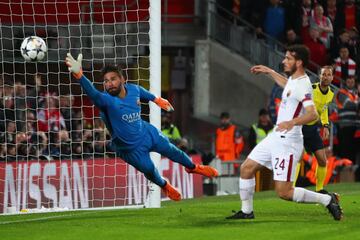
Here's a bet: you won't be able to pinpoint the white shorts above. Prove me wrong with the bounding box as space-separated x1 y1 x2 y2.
248 132 303 182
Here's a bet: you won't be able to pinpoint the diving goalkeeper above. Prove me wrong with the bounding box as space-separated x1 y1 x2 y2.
65 53 218 201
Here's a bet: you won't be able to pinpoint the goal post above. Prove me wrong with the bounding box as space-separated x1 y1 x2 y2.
147 0 161 208
0 0 162 214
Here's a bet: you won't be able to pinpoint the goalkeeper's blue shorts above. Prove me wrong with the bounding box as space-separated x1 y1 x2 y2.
113 123 195 187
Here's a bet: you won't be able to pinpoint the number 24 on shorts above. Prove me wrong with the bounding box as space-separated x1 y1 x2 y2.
275 158 286 170
275 154 293 171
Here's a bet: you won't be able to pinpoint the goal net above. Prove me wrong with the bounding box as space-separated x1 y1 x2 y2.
0 0 162 214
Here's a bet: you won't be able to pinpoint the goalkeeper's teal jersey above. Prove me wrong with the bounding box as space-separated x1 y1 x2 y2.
79 75 156 150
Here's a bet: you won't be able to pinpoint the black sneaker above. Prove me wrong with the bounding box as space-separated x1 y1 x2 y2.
326 193 343 221
318 189 340 204
226 210 255 219
317 189 329 194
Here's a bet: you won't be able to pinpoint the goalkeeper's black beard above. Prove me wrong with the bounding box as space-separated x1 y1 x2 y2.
107 86 121 96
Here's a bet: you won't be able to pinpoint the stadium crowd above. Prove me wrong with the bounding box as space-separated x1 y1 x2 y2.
221 0 360 79
0 74 113 161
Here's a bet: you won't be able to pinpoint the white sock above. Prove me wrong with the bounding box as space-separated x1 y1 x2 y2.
239 178 256 214
292 187 331 206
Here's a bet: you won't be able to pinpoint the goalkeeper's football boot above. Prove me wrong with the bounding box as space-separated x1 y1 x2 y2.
162 181 181 201
326 192 343 221
185 164 219 178
226 210 255 219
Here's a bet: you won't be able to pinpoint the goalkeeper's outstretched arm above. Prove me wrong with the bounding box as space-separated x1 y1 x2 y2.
65 53 107 109
138 86 174 112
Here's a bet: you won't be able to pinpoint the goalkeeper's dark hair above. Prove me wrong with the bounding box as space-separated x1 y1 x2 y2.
286 44 310 68
101 65 124 79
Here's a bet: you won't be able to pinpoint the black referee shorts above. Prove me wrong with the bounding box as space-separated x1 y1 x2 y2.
302 124 324 154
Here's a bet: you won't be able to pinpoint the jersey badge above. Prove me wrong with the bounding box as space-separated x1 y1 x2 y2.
286 90 291 97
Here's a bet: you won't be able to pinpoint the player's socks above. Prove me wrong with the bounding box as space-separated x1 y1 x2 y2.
292 187 331 206
293 162 301 187
316 165 327 192
185 164 219 178
161 181 181 201
239 178 255 214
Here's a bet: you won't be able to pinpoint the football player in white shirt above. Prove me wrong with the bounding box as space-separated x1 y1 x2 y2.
226 45 343 221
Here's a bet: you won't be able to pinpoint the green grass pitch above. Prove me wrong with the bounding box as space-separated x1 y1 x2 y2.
0 183 359 240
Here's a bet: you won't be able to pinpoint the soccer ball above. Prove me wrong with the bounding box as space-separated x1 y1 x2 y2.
20 36 47 61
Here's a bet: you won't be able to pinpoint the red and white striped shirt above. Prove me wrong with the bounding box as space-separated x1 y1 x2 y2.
334 57 356 83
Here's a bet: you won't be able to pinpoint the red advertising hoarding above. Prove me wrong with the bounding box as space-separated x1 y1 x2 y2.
0 155 203 213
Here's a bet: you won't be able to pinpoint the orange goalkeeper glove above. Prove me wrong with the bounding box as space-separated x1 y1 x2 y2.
154 97 174 112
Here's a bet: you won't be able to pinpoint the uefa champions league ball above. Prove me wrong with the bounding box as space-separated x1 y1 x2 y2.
20 36 47 61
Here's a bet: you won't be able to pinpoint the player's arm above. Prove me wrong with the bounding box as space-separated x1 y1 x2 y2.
250 65 288 88
320 103 331 140
292 105 319 126
138 86 174 112
65 53 107 109
276 105 318 132
277 85 318 132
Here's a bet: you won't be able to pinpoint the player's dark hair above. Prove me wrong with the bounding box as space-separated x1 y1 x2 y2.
101 65 124 79
286 45 310 68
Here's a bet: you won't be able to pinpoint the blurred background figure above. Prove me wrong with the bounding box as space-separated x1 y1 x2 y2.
335 75 359 165
248 108 273 151
161 111 182 143
215 112 244 162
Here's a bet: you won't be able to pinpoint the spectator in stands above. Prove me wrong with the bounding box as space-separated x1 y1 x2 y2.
261 0 286 42
27 74 44 111
72 110 83 140
232 0 241 24
5 121 16 144
335 75 359 163
331 29 357 60
82 128 94 159
310 4 333 48
15 132 29 160
248 108 273 150
243 0 267 34
161 112 181 143
14 82 28 131
28 131 48 160
284 29 303 47
336 0 360 33
2 95 15 122
300 0 316 42
15 132 28 160
304 27 327 72
59 94 76 132
215 112 244 161
348 27 360 74
268 83 283 124
37 93 66 133
334 46 357 87
6 144 16 161
322 0 337 25
59 129 71 159
93 118 107 157
283 0 314 38
0 144 5 161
